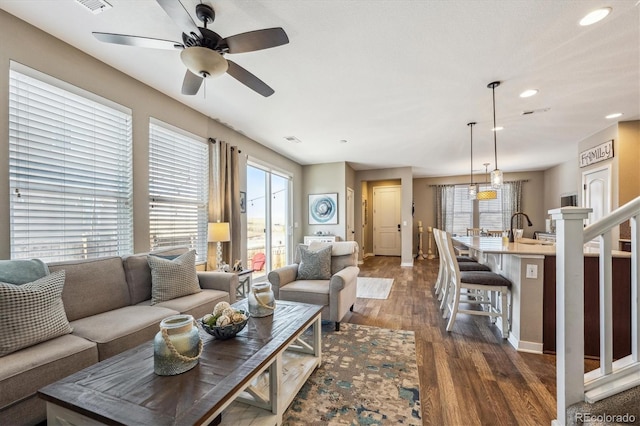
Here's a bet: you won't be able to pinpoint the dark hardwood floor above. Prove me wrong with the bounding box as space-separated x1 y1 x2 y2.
343 255 565 426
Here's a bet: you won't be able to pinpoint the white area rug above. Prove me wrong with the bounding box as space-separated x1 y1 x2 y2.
356 277 394 299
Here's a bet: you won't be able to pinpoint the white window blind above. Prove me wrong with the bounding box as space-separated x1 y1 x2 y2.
451 185 472 236
9 67 133 262
478 183 514 231
149 121 208 261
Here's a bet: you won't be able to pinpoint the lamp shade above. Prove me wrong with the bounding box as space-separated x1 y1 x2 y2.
476 189 497 200
181 47 228 78
208 222 230 242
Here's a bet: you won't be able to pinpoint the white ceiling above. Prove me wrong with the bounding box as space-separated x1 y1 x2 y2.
1 0 639 177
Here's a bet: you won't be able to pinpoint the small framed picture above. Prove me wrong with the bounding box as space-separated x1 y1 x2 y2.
309 193 338 224
240 191 246 213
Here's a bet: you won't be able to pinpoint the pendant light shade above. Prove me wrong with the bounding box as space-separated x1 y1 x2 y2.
477 162 497 200
468 122 477 200
488 81 503 189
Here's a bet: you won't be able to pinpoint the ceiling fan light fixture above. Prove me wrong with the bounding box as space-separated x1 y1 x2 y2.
180 47 228 79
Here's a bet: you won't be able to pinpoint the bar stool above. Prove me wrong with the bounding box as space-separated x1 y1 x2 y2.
433 229 492 311
439 230 512 339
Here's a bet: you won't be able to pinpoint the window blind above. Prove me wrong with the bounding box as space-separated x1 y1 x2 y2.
451 185 472 235
149 121 209 261
9 68 133 262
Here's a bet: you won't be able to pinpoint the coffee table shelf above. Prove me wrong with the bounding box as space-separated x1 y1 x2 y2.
39 301 323 426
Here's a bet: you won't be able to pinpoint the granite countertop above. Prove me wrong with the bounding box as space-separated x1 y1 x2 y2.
452 236 630 258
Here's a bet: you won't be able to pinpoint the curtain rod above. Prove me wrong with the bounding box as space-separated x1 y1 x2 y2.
208 138 241 154
428 179 529 187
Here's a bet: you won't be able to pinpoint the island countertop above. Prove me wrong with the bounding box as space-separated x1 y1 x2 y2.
452 236 630 257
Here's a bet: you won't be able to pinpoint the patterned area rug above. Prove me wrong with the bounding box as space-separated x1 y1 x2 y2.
282 322 421 425
356 277 394 299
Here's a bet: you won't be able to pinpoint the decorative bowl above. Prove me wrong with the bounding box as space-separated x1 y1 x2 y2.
200 311 249 340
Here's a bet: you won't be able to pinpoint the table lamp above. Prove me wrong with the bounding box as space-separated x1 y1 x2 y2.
208 221 230 270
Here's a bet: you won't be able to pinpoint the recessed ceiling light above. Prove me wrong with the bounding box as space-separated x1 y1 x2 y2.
606 112 623 119
519 89 538 98
579 7 612 26
283 136 302 143
339 139 348 144
492 126 504 132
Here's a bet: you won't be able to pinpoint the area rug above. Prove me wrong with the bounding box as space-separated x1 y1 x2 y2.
356 277 394 299
282 322 421 425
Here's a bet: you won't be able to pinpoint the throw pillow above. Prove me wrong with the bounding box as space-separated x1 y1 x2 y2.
147 249 201 305
0 270 72 357
0 259 49 285
297 245 332 280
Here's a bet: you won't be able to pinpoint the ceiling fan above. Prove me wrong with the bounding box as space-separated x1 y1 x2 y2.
93 0 289 97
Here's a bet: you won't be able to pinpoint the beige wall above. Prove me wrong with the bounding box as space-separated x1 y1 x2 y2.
0 10 303 259
302 162 346 239
413 170 546 240
543 160 580 216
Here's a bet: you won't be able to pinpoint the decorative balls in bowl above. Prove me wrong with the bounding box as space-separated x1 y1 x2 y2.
200 302 249 340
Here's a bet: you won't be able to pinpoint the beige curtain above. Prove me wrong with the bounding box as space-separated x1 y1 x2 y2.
208 139 241 269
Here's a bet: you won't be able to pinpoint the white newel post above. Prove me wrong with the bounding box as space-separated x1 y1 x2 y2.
549 207 592 426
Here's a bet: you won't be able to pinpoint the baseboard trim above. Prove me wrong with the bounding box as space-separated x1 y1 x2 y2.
508 334 543 354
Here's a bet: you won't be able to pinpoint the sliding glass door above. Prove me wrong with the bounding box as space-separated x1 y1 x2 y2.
246 163 291 280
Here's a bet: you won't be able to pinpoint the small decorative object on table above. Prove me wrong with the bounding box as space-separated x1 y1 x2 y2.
200 301 249 340
232 259 243 272
248 282 276 317
154 314 203 376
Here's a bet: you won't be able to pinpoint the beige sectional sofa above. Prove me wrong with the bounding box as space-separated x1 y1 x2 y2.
0 247 238 425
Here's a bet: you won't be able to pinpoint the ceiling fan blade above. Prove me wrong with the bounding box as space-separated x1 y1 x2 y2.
224 28 289 54
93 32 183 50
226 60 274 97
181 70 203 95
156 0 199 36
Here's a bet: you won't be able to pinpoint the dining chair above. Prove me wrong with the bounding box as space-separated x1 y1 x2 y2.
466 228 482 236
439 230 512 339
486 230 504 237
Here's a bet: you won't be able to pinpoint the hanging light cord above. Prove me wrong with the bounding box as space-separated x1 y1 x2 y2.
468 122 476 184
492 85 498 169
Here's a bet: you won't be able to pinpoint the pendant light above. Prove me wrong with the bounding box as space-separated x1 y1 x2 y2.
476 163 497 200
468 122 477 199
488 81 503 189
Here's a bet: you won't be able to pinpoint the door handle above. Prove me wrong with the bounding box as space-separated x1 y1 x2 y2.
397 224 401 231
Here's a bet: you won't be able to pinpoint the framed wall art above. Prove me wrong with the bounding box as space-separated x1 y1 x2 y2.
308 193 338 224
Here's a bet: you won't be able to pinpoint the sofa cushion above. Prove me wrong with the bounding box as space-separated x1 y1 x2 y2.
123 246 190 305
297 245 332 280
0 259 49 285
0 271 72 357
148 249 201 304
138 289 229 321
70 305 178 361
48 256 130 321
279 280 330 307
0 334 97 424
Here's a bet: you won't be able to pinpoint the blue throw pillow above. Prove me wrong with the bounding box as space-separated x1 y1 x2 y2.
0 259 49 285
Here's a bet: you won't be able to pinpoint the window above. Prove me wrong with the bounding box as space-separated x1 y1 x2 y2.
451 185 473 235
9 65 133 262
149 120 208 261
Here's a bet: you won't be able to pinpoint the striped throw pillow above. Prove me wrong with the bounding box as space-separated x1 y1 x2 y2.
147 249 201 304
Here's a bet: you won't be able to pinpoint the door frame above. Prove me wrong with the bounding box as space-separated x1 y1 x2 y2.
372 185 402 256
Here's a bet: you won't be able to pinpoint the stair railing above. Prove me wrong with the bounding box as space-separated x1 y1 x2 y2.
551 196 640 426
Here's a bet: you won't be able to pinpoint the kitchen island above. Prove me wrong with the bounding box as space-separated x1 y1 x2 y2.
451 236 631 358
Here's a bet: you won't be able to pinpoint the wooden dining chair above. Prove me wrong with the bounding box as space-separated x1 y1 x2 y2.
439 230 512 339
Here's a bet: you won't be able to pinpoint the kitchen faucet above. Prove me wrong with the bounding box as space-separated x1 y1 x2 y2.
509 212 533 242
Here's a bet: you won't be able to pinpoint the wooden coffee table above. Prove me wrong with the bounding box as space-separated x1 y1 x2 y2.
38 300 323 426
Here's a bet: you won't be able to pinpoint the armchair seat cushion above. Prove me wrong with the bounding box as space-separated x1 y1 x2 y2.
279 280 330 307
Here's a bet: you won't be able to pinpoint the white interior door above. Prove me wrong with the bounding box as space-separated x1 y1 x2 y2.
582 165 611 226
373 185 401 256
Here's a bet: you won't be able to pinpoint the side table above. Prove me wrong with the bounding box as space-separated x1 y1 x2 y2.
236 269 254 299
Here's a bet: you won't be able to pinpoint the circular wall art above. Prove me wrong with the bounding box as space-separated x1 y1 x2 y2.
308 193 338 224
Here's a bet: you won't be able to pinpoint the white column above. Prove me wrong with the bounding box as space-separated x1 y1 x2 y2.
549 207 591 426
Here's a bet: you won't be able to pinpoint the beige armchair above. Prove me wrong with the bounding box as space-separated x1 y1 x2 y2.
268 241 359 331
